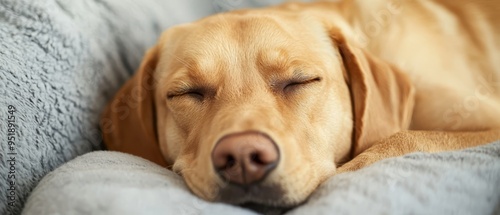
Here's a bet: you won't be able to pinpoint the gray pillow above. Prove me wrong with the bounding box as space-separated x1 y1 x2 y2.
22 142 500 215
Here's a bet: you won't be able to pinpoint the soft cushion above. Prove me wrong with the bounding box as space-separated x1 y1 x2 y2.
22 142 500 215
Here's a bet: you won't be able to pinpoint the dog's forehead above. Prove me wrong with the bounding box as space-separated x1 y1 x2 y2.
166 13 325 73
187 14 303 57
199 12 300 40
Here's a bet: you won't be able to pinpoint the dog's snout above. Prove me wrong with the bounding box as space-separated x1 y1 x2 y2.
212 132 279 185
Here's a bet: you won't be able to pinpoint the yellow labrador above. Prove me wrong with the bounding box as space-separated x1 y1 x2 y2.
100 0 500 208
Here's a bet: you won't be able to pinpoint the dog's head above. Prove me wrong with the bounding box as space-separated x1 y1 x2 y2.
101 4 414 208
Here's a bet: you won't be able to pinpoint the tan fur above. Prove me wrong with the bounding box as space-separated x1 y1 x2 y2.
100 0 500 207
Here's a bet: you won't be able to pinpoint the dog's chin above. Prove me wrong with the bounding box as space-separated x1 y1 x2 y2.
215 183 306 214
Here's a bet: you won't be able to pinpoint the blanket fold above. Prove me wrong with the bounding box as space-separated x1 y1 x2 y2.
22 142 500 215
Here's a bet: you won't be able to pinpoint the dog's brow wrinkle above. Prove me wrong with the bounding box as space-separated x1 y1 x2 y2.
257 48 290 70
292 69 305 78
166 52 196 72
169 82 192 93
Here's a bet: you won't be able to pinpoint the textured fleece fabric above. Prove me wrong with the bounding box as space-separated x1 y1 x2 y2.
22 142 500 215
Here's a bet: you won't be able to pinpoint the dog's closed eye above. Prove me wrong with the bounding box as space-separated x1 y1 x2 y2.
282 77 322 94
167 88 206 101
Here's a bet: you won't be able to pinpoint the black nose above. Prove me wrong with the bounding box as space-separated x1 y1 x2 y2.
212 132 279 185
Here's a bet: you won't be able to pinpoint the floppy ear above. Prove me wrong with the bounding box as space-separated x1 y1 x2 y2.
332 32 415 157
100 46 168 166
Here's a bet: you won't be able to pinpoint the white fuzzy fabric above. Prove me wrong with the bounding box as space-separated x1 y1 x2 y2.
22 142 500 215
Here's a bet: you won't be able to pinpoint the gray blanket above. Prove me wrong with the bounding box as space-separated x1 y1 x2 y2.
22 142 500 215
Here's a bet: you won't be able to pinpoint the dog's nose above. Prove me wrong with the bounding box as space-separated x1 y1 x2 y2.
212 132 279 185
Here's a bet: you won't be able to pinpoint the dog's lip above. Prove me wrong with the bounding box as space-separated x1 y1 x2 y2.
217 182 286 205
224 184 306 214
215 182 306 214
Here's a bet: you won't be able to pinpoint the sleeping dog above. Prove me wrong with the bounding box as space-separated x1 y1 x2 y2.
100 0 500 208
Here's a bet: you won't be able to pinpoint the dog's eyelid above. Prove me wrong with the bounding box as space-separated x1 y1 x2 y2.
285 76 322 87
281 76 322 94
289 76 321 85
166 88 206 101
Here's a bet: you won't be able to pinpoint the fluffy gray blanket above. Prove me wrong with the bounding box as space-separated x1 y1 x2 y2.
22 142 500 215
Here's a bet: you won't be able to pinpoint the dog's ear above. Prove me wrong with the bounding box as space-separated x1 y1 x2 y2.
100 45 167 166
331 31 415 157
